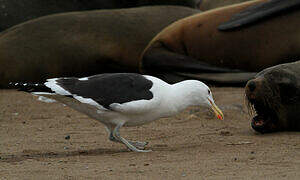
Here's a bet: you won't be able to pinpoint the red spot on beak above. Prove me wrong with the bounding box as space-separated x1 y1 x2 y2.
217 114 223 120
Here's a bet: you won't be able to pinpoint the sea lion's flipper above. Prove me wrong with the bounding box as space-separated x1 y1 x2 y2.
141 48 242 73
141 48 255 85
218 0 300 31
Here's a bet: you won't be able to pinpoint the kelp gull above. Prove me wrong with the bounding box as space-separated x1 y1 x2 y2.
12 73 223 152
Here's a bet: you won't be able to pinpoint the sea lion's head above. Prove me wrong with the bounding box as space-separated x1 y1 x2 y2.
245 63 300 133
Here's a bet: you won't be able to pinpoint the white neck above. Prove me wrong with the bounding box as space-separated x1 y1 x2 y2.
162 81 197 117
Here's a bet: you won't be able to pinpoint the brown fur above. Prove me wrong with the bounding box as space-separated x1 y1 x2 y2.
141 0 300 73
0 6 199 88
0 0 200 31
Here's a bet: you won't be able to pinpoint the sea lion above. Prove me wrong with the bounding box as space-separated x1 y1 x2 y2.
196 0 250 11
0 0 199 31
245 61 300 133
140 0 300 85
0 6 200 88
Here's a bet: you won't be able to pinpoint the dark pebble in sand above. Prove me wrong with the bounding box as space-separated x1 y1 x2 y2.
220 131 233 136
65 135 70 140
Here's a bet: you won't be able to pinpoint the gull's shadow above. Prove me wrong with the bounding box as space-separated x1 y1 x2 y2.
0 148 130 163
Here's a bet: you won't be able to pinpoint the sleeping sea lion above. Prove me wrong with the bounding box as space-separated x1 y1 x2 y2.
140 0 300 85
0 0 199 31
245 61 300 133
0 6 200 88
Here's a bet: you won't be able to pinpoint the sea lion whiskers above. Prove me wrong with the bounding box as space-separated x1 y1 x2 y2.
244 94 255 117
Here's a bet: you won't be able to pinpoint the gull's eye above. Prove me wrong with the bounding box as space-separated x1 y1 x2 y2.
208 89 211 95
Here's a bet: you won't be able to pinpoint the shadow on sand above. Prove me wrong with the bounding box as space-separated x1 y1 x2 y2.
0 148 130 163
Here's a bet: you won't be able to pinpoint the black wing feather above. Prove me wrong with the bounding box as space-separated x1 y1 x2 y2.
218 0 300 31
55 73 154 109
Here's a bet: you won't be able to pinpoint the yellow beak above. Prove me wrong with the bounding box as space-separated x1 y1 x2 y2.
208 98 224 120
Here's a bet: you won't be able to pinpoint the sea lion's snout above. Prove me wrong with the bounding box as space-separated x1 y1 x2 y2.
247 81 256 92
245 78 263 102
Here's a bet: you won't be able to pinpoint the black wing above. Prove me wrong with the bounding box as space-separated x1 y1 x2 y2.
218 0 300 31
55 73 153 109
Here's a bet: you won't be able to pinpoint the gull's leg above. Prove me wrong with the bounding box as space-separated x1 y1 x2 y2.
111 134 148 149
112 123 152 152
105 125 120 143
106 125 148 149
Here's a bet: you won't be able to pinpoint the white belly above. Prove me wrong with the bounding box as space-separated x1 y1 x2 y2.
38 94 175 127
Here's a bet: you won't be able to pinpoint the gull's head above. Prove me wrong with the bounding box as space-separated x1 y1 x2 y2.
183 80 224 120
